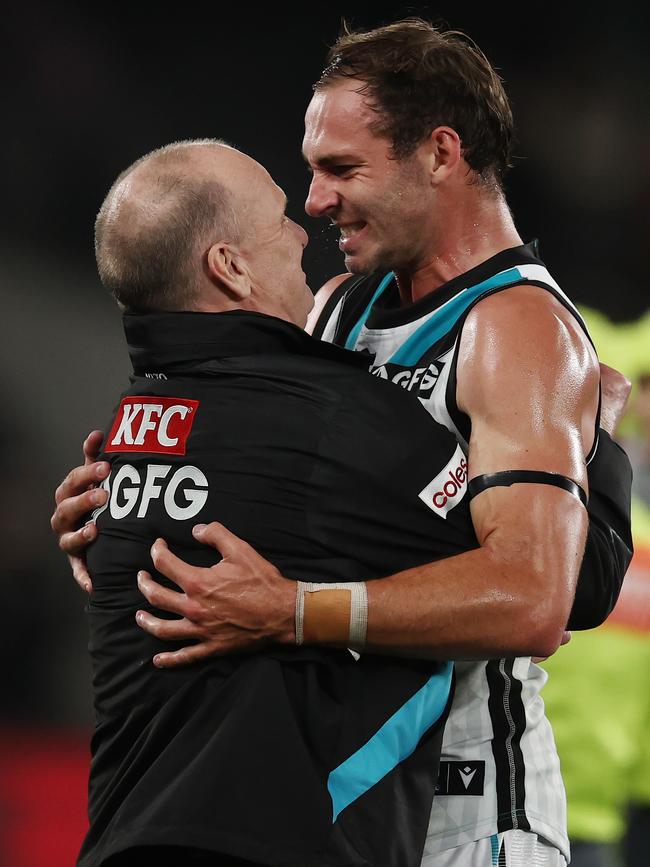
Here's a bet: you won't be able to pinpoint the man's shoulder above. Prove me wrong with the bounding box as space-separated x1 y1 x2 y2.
306 273 351 334
310 272 385 343
464 283 595 358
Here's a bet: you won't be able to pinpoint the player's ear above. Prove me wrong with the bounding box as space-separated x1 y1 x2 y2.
206 242 252 301
422 126 462 186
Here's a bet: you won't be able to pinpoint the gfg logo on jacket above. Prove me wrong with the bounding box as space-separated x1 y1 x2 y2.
92 463 209 522
106 397 199 456
418 444 468 518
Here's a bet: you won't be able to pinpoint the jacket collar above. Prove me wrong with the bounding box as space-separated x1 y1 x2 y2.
124 309 370 374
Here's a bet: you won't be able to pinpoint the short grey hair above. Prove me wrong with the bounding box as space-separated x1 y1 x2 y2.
95 139 241 313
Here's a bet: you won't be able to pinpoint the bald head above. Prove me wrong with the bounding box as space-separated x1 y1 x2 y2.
95 139 247 312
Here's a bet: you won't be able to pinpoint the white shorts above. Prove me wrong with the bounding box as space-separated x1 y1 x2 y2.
421 830 568 867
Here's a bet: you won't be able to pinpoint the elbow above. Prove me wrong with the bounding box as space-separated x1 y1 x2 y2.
525 621 566 659
487 562 572 658
509 593 570 659
482 537 578 658
471 587 569 659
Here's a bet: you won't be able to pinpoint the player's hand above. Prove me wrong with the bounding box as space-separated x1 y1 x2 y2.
532 629 571 664
136 522 297 668
51 430 109 593
599 363 631 436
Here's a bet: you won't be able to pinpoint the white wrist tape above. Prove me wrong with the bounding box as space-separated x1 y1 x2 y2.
295 581 368 648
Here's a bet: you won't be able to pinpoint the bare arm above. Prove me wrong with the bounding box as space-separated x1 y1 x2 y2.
364 286 599 659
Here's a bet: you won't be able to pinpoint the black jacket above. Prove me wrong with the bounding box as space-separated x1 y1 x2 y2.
80 310 479 867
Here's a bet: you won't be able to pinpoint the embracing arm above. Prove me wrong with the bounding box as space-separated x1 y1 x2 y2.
363 286 599 659
365 358 631 643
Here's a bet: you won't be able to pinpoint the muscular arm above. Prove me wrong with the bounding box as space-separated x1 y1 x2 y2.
364 286 599 659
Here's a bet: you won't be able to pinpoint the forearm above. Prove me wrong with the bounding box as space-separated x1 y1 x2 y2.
363 549 560 660
358 487 588 660
291 476 589 660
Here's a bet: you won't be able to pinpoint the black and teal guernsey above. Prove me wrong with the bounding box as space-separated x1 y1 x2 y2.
313 241 633 859
78 310 481 867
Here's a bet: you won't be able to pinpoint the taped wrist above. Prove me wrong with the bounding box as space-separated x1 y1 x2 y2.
295 582 368 649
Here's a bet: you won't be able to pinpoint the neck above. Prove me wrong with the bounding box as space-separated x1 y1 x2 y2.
394 187 522 304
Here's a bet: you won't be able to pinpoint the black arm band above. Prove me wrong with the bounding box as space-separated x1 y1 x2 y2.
468 470 588 507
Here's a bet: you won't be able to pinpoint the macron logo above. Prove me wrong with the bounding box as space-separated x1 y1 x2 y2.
459 766 477 789
419 444 468 519
106 396 199 456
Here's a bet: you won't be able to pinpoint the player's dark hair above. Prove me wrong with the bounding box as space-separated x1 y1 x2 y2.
315 18 514 185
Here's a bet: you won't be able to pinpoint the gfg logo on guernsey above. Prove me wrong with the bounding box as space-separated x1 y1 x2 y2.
106 397 199 456
418 444 468 518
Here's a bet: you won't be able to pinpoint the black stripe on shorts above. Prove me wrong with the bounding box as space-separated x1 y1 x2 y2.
486 659 531 833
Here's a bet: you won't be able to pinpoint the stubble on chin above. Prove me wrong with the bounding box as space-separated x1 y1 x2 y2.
346 247 400 277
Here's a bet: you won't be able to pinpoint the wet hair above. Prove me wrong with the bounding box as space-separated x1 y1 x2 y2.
315 18 514 185
95 139 241 313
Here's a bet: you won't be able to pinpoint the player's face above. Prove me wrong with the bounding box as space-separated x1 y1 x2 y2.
240 165 313 328
303 80 432 274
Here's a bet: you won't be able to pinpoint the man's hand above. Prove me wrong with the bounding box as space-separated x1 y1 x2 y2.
599 362 631 436
51 430 109 592
136 522 296 668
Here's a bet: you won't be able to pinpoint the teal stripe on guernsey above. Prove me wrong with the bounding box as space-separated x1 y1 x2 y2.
390 268 524 365
327 661 453 822
344 271 395 350
491 834 500 866
345 267 525 361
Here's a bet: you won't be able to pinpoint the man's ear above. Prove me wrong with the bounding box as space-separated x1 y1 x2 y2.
422 126 462 186
206 242 252 300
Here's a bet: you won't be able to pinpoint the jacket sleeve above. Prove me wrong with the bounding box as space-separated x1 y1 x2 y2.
567 430 634 629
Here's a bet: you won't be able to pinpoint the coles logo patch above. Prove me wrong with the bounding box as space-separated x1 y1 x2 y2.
419 444 468 518
105 396 199 456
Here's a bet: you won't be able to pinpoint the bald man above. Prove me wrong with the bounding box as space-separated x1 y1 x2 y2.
74 139 481 867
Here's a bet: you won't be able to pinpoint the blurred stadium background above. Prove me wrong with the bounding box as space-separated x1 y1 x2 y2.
1 4 648 865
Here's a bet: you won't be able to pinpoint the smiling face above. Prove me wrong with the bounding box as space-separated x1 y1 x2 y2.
303 80 435 275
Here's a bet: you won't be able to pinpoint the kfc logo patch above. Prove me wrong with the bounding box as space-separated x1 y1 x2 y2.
106 396 199 456
419 444 468 518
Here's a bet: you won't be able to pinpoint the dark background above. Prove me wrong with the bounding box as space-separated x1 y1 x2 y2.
2 3 649 727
